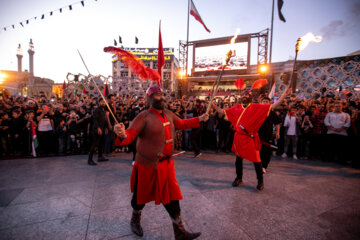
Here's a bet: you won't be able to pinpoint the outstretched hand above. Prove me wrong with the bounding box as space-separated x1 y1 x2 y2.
199 113 209 122
114 123 127 138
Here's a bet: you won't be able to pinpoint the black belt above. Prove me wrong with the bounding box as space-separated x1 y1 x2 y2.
159 155 171 162
238 125 254 138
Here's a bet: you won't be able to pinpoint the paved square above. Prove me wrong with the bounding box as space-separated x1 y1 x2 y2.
0 152 359 239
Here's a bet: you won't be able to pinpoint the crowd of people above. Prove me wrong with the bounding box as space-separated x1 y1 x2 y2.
0 90 359 168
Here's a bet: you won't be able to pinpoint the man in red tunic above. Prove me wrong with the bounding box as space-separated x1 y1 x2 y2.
212 86 290 190
114 86 208 240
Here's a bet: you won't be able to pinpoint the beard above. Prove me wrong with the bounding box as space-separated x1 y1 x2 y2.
241 96 251 105
152 99 165 110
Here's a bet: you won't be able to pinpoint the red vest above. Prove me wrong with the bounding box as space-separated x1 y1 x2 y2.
225 103 271 162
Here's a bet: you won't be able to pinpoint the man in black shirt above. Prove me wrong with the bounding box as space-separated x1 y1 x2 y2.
88 98 108 166
258 97 281 173
10 109 26 155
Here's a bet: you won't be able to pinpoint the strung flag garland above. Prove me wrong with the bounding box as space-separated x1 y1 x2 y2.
0 0 97 33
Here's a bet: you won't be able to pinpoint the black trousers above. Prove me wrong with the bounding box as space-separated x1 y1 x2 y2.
191 128 202 155
260 145 272 169
37 130 55 155
131 170 181 219
88 132 105 161
218 128 232 151
326 134 347 164
235 156 263 182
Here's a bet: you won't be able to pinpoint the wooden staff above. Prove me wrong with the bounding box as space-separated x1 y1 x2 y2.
77 50 119 125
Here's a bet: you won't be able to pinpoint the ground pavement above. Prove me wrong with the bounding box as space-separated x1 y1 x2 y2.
0 151 359 240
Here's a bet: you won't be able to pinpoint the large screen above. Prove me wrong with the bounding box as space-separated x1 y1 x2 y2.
191 34 251 73
194 42 248 72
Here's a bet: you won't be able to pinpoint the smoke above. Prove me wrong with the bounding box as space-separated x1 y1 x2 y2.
350 1 360 18
320 20 345 40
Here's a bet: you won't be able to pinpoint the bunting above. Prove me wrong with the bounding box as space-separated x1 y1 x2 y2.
0 0 97 33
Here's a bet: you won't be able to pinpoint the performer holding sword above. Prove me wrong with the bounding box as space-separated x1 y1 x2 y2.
212 85 291 191
114 85 208 240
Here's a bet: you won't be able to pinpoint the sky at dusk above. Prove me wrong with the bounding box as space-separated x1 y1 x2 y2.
0 0 359 83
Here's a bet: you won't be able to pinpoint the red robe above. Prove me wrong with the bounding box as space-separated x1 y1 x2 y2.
116 108 200 205
225 103 271 162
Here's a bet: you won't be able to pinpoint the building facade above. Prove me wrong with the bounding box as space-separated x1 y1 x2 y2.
0 39 54 98
111 47 179 97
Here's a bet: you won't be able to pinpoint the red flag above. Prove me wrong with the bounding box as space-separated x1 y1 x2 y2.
62 81 67 89
82 88 86 95
235 78 245 90
104 83 109 96
251 79 268 89
158 21 165 88
104 46 160 82
190 0 211 33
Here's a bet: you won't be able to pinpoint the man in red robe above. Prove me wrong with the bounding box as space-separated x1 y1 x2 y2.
114 86 208 240
212 86 290 190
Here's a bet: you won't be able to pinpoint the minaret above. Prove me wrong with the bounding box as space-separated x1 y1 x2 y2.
16 44 23 73
28 39 35 76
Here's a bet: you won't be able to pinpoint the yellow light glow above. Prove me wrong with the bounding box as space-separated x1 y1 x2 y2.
179 70 186 78
259 65 268 73
0 73 6 79
298 32 322 51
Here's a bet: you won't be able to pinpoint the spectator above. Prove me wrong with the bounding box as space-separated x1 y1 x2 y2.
0 113 11 155
282 105 301 159
216 103 232 153
10 108 25 155
324 101 351 164
37 104 55 156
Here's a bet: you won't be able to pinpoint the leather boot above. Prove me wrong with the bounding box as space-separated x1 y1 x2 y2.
231 178 243 187
172 215 201 240
254 162 264 191
88 157 97 166
130 210 143 236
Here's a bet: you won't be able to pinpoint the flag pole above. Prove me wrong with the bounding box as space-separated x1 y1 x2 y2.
269 0 274 64
186 0 190 76
268 0 275 95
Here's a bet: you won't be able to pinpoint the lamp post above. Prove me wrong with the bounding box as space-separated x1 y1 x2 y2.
179 68 185 97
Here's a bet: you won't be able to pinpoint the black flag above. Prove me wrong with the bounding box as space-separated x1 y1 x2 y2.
278 0 286 22
114 39 117 46
135 36 138 44
119 36 122 44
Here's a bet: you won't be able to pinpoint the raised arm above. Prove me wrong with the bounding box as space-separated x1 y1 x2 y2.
211 102 226 119
272 86 291 110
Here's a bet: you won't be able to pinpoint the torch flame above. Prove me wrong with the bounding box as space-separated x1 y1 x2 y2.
298 32 322 52
223 28 240 65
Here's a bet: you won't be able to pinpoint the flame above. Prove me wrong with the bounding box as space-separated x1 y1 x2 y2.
298 32 322 51
224 28 240 65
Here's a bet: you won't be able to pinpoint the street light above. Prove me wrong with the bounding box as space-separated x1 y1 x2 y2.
259 64 268 74
0 72 6 84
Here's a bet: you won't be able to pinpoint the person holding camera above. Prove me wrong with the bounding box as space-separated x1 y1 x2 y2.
282 105 301 160
37 104 55 156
